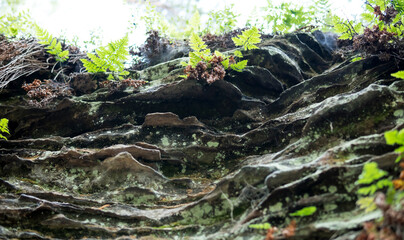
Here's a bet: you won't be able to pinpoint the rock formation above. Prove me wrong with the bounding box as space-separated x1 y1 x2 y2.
0 31 403 239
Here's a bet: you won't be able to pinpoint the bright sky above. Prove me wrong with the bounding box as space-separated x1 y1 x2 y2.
14 0 364 48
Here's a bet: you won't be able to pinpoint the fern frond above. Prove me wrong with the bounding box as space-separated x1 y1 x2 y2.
80 35 129 80
0 118 9 140
230 60 248 72
190 32 207 52
393 0 404 14
35 24 69 62
232 27 261 51
35 25 53 45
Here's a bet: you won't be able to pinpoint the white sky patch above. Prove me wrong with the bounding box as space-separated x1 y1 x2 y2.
14 0 366 48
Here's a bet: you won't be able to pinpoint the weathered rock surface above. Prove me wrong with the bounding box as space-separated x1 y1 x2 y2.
0 32 403 239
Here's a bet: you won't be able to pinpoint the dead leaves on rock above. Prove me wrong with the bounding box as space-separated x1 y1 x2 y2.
22 79 73 107
262 220 297 240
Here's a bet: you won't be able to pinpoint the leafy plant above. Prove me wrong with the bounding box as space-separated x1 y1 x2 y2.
356 162 393 195
140 0 171 38
0 118 10 140
351 57 363 62
181 28 262 84
391 71 404 79
310 0 333 31
248 222 271 230
205 5 238 35
35 25 69 63
232 26 261 51
0 10 33 38
263 1 314 33
332 15 363 40
355 161 393 212
184 10 202 37
385 128 404 162
81 35 129 80
289 206 317 217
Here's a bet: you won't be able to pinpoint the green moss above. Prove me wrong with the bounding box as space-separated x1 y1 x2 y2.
161 136 170 147
207 141 219 148
328 185 338 193
179 200 231 225
269 202 283 212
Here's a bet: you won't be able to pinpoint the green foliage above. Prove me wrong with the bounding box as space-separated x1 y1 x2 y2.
356 197 378 212
0 118 10 140
0 10 32 38
232 27 261 51
356 162 393 195
391 71 404 79
141 0 170 36
356 127 404 215
183 28 262 75
393 0 404 14
205 5 238 34
140 1 202 39
184 10 202 36
289 206 317 217
332 15 363 40
35 25 69 62
182 29 262 83
311 0 333 31
248 223 271 230
385 129 404 162
230 60 248 72
263 1 314 33
185 32 211 67
351 57 363 62
81 35 129 80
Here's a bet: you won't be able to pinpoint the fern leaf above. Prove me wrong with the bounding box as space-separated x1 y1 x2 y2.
221 58 229 69
190 32 207 52
0 118 9 140
80 35 129 79
189 52 203 67
232 27 261 51
230 60 248 72
392 71 404 79
35 24 69 62
234 50 243 58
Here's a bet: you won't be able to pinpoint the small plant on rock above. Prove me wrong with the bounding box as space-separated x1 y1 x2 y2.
355 126 404 239
35 25 69 63
181 27 261 84
0 118 10 140
81 35 130 80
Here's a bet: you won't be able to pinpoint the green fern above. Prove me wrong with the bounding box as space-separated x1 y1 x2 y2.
0 10 32 38
35 25 69 62
182 32 212 67
205 4 238 35
248 223 271 230
81 35 129 80
184 10 202 36
392 71 404 79
356 162 393 195
332 15 363 40
393 0 404 14
385 128 404 162
289 206 317 217
0 118 10 140
230 60 248 72
263 2 314 33
232 27 261 51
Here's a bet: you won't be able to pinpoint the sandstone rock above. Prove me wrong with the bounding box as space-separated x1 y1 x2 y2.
142 112 205 128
